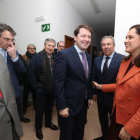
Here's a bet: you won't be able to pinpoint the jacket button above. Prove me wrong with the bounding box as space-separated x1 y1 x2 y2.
128 98 131 101
128 112 131 115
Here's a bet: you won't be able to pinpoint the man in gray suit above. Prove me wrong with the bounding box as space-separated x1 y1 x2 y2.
0 53 23 140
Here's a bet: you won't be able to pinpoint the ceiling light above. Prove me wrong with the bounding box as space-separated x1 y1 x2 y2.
89 0 100 14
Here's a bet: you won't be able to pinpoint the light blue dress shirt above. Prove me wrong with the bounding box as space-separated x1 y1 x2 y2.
101 52 115 73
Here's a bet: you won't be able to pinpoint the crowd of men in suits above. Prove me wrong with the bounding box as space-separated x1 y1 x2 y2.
0 22 124 140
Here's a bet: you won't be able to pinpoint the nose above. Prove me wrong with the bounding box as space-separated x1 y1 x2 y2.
124 38 128 44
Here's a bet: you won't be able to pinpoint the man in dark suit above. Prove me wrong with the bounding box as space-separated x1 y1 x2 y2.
92 36 124 140
53 24 93 140
54 41 65 55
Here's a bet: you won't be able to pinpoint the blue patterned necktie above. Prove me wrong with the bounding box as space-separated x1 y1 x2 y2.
1 49 7 63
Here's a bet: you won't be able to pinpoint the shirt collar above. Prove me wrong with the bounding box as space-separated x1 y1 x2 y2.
103 51 115 59
74 44 86 54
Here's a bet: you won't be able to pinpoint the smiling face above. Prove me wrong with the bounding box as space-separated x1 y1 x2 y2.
102 38 115 56
74 28 91 52
124 28 140 56
0 30 14 50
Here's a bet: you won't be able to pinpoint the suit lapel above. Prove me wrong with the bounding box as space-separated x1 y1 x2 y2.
85 52 91 82
119 57 140 84
71 45 87 80
98 55 104 79
0 96 4 103
104 52 117 80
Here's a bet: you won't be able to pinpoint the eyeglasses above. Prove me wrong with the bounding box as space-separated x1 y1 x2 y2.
28 48 36 50
1 36 16 42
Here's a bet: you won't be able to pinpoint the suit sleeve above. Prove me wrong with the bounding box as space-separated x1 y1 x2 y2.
124 108 140 139
53 51 67 110
27 54 39 91
102 84 116 92
92 58 98 95
13 51 26 73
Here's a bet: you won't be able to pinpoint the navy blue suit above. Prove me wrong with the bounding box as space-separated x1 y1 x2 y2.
53 45 92 140
92 52 124 137
7 52 26 98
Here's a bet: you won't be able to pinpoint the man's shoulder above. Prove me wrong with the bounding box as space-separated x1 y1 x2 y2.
22 54 27 60
114 52 125 59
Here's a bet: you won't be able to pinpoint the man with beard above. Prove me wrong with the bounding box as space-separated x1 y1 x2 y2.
22 44 36 114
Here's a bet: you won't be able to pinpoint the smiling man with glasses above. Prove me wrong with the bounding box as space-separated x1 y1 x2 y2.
0 22 25 140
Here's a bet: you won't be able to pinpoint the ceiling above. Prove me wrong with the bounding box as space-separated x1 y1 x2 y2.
68 0 116 37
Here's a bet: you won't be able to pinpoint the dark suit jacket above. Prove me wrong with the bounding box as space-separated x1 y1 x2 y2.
53 45 92 116
54 49 58 55
7 51 26 98
92 52 124 108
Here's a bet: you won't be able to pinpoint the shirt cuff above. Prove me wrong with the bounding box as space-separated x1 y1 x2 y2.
11 56 18 62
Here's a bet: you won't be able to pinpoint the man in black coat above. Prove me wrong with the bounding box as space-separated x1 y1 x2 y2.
27 38 58 140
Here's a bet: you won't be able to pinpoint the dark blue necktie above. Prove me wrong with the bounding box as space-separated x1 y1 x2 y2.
102 57 110 78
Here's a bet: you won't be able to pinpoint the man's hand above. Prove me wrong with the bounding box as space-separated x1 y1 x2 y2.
88 99 93 108
119 127 131 140
7 40 17 59
93 95 97 102
59 107 69 117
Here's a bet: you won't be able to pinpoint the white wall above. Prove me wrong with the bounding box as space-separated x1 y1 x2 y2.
114 0 140 55
0 0 100 55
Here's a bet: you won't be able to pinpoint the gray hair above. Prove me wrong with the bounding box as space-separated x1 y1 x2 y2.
0 22 16 37
44 38 56 46
101 36 115 45
27 44 36 49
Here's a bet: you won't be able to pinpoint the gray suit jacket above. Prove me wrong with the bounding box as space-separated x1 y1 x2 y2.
0 54 23 140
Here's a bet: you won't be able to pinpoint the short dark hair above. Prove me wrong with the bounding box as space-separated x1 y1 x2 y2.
0 22 16 37
57 41 64 47
74 24 92 37
123 24 140 67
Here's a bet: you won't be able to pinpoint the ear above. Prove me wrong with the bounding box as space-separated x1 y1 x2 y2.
113 44 115 48
73 35 76 42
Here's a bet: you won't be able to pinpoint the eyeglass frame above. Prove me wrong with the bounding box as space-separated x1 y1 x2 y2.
27 48 36 50
1 36 16 43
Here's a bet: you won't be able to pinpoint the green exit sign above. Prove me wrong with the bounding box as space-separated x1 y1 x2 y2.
41 23 50 32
